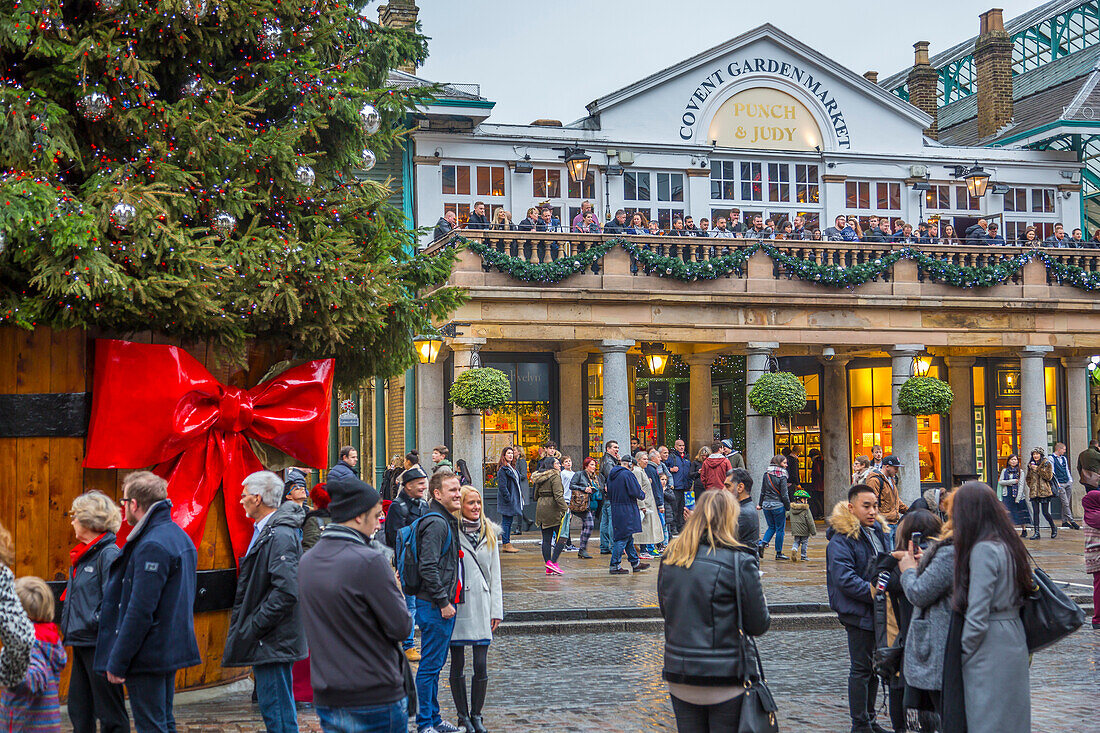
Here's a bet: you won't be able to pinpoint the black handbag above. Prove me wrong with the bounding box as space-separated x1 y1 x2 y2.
734 556 779 733
1021 565 1085 652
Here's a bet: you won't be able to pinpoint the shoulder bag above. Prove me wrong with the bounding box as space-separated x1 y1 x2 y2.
734 555 779 733
569 478 591 514
1020 565 1085 652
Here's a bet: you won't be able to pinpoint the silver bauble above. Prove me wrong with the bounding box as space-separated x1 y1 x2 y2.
180 75 204 98
211 211 236 237
294 165 315 187
358 103 381 134
97 0 122 13
77 92 111 121
360 148 376 171
181 0 207 19
111 202 137 228
258 19 282 53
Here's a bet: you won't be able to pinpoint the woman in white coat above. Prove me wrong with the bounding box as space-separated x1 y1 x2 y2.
632 451 664 557
450 486 504 733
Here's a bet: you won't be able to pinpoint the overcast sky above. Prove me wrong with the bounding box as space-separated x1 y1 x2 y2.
414 0 1039 125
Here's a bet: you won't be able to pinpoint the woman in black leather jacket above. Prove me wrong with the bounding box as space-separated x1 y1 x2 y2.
658 489 771 731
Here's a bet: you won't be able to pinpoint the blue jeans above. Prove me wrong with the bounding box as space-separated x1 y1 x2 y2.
599 503 613 552
610 536 639 569
761 505 786 554
126 673 176 733
403 594 418 650
317 699 408 733
414 598 455 730
254 662 298 733
501 514 514 544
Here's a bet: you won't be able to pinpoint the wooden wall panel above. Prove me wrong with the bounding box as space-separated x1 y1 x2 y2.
15 328 53 578
0 328 18 544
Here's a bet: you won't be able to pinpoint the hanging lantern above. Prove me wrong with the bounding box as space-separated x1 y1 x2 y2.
412 333 443 364
641 342 671 376
910 355 932 378
964 165 990 198
563 147 590 184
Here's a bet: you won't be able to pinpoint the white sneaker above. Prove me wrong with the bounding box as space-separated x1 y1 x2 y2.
436 722 462 733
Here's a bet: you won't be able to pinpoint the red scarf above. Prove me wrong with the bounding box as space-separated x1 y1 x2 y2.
69 534 107 567
63 534 108 600
34 622 60 644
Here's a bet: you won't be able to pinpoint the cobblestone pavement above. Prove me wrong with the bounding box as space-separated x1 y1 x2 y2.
501 521 1094 611
102 626 1100 732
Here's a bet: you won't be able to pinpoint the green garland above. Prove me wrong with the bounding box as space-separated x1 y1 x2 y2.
463 236 1100 292
622 240 757 280
462 236 616 283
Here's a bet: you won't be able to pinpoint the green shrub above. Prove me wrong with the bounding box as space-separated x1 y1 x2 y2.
449 367 512 410
897 376 954 416
748 372 807 417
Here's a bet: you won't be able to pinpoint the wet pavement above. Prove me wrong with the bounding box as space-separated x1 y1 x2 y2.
119 626 1100 732
63 524 1098 731
500 520 1094 612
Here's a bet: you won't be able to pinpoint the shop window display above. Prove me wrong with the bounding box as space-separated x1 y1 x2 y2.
773 372 820 484
480 361 552 488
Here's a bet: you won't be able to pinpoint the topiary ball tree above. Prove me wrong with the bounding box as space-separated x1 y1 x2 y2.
449 367 511 411
748 371 807 417
897 376 954 416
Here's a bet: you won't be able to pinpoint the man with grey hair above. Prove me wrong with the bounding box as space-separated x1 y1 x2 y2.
222 470 307 733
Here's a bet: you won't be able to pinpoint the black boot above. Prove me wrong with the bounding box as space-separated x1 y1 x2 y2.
451 675 471 732
470 676 489 733
1052 527 1058 539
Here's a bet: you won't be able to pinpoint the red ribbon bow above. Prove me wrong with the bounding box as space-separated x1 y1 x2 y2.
83 340 334 561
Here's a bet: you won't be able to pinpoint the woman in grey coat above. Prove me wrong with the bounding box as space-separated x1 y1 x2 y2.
896 532 954 718
450 486 503 733
951 482 1033 733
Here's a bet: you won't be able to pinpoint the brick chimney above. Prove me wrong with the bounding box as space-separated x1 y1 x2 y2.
975 8 1014 139
378 0 420 74
863 70 879 84
906 42 939 140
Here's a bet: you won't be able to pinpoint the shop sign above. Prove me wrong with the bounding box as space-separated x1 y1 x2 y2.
708 87 822 150
996 369 1021 399
516 362 549 402
648 381 670 404
678 56 850 149
337 398 359 427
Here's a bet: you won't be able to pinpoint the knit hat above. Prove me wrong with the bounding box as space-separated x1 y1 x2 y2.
794 489 811 500
401 464 428 485
722 439 734 451
327 478 380 523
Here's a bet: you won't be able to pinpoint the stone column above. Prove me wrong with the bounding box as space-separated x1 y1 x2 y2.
745 343 779 504
945 356 977 481
450 338 486 491
1064 357 1091 518
1020 346 1052 460
600 340 634 455
555 351 589 463
685 353 716 456
820 357 852 511
891 345 924 504
415 359 445 458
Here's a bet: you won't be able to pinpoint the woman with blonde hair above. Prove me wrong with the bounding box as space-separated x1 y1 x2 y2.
61 491 128 732
449 486 503 733
658 490 770 730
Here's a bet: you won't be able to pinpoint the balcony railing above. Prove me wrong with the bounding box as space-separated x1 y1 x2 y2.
426 231 1100 292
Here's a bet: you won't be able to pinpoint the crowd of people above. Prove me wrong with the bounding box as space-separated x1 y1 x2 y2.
0 424 1091 733
434 200 1100 248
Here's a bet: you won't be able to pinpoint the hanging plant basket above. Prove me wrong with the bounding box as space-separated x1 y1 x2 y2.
449 367 512 411
897 376 954 416
748 372 807 417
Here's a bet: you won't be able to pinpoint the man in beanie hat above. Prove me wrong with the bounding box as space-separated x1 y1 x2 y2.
385 464 430 662
222 470 307 733
299 478 415 731
720 439 746 469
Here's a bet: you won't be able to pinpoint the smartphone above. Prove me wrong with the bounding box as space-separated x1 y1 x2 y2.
911 531 923 549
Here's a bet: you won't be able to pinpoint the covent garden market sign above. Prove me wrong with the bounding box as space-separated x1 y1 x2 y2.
678 57 852 151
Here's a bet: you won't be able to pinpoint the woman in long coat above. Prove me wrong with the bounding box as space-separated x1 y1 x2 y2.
531 456 568 574
450 486 503 733
952 482 1032 733
632 453 664 554
495 447 523 553
1025 446 1056 539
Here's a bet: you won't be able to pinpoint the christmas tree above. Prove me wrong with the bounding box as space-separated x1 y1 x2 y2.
0 0 462 384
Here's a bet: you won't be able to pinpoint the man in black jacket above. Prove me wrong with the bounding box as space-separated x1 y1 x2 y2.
414 472 464 733
604 209 629 234
724 467 759 548
386 464 429 661
433 210 457 242
223 471 307 733
467 201 490 230
300 478 415 731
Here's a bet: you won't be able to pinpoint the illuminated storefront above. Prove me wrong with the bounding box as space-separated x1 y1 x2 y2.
773 371 821 485
976 360 1061 483
848 361 945 485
